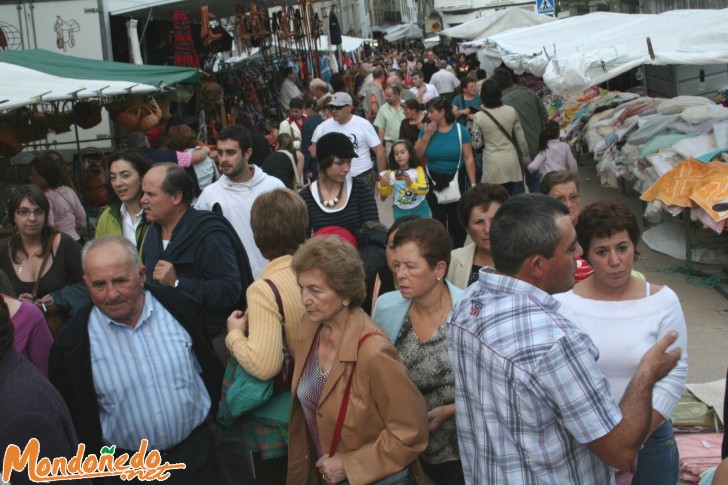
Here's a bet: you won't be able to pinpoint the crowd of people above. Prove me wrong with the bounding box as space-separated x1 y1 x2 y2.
1 45 714 485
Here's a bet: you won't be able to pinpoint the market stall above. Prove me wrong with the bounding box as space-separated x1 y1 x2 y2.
481 9 728 95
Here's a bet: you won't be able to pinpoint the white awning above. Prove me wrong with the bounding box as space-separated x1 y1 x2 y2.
483 9 728 95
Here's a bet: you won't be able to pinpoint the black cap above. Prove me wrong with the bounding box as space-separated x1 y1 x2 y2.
316 132 357 160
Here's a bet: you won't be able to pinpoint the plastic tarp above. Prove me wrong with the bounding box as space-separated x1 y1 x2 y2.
439 7 555 40
0 49 200 110
483 9 728 95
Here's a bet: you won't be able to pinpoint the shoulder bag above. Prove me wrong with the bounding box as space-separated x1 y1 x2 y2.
457 97 483 150
280 150 304 190
425 123 462 205
482 109 529 168
264 278 295 392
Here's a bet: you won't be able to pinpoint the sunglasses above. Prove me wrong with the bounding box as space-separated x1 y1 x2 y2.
328 105 349 111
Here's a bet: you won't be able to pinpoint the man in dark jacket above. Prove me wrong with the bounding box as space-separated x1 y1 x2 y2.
49 236 224 484
139 164 253 350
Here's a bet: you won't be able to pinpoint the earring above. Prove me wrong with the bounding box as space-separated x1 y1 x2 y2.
436 277 441 281
343 299 350 307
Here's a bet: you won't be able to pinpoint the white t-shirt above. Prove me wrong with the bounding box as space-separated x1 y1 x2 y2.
195 166 284 279
311 115 382 177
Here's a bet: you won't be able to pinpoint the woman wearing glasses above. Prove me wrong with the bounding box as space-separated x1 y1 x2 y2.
415 97 476 248
0 185 82 327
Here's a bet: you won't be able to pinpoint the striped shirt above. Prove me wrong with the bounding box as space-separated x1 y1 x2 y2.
299 178 380 236
447 268 622 484
88 291 210 450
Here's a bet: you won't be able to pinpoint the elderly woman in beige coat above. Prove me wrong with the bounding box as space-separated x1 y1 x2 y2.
288 236 428 485
447 183 510 289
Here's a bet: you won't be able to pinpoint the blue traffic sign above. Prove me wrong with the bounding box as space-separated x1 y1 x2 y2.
538 0 555 14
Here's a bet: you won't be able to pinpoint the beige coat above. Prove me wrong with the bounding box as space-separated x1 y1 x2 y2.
287 308 429 485
447 243 477 290
473 105 530 184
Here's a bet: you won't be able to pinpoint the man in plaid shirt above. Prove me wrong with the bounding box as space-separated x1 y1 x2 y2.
447 194 681 484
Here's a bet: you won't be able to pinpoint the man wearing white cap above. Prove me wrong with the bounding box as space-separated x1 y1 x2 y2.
310 92 386 188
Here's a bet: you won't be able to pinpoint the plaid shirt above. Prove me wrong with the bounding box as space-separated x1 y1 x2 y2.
447 268 621 484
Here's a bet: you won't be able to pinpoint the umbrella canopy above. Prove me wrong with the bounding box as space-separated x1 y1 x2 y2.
0 49 199 110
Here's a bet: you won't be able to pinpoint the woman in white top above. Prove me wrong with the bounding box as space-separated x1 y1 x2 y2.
94 150 152 252
554 200 687 485
30 153 86 242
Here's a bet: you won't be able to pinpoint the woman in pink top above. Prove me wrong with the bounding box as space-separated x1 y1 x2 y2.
2 293 52 376
527 121 578 178
30 153 86 242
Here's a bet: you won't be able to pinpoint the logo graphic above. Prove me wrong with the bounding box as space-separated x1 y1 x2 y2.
470 299 483 317
3 439 186 483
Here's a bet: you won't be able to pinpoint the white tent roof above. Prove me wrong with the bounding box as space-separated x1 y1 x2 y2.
484 9 728 95
384 24 424 42
440 7 555 41
424 36 441 49
0 63 159 111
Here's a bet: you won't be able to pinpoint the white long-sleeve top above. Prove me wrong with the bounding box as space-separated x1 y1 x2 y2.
527 139 578 176
554 284 688 420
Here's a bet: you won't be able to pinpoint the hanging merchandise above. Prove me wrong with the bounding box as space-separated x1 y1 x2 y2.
127 19 143 65
329 10 342 46
201 6 233 54
173 7 200 69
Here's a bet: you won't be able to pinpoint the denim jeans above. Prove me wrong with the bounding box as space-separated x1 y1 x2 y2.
339 465 414 485
512 168 541 194
632 419 679 485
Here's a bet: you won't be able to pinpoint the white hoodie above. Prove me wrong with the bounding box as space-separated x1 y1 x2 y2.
195 165 284 279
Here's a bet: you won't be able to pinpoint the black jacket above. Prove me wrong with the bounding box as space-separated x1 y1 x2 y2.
49 283 224 453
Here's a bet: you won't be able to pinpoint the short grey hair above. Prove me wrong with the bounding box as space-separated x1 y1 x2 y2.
82 236 140 274
438 60 449 70
490 194 569 275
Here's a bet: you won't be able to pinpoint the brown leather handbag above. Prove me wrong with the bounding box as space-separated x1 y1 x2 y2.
263 278 294 392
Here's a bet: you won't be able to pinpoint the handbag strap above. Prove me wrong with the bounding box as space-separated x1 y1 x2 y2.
280 150 301 186
424 124 462 185
32 233 57 299
482 109 516 148
328 331 379 457
263 278 286 337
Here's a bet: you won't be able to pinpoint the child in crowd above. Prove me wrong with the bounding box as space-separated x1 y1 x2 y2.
527 120 578 177
377 139 430 220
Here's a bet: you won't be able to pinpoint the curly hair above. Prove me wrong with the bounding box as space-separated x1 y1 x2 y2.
291 236 366 308
576 200 640 261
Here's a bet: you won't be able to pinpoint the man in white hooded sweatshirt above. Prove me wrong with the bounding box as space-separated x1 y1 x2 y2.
196 124 284 279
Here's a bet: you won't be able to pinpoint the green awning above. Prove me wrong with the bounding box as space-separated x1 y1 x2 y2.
0 49 199 87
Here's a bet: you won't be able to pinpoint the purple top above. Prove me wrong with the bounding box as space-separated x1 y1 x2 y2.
12 300 52 377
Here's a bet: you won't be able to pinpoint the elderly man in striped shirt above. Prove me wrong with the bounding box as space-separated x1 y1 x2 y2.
50 236 224 484
447 194 682 484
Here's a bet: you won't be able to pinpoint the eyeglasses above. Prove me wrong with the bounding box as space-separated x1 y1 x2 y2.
16 208 46 217
328 105 348 111
553 194 581 204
